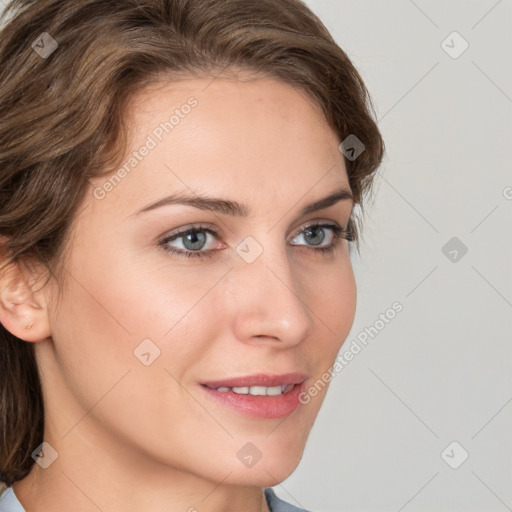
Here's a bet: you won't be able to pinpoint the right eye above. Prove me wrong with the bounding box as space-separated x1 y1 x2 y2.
158 224 224 260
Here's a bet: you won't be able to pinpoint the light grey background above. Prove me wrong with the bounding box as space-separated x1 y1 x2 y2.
0 1 510 511
276 1 512 511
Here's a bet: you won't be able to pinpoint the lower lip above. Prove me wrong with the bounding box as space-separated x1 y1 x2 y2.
200 382 305 419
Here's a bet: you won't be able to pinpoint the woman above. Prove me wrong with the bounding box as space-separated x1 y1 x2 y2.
0 0 384 510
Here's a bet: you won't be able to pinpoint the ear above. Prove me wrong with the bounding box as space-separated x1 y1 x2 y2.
0 253 52 343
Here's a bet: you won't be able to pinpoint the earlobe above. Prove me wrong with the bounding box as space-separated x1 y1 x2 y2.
0 258 52 343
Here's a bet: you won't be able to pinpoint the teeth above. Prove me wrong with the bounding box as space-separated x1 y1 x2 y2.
232 386 249 394
266 386 282 396
249 386 267 396
210 384 295 395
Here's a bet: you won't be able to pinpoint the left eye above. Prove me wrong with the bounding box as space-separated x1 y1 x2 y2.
290 224 336 247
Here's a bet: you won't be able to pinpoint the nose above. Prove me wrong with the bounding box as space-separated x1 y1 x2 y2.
227 241 315 348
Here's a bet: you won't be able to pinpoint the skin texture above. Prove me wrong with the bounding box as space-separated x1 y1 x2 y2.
1 73 357 512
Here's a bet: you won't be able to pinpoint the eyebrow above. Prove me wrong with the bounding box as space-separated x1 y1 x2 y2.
131 185 354 218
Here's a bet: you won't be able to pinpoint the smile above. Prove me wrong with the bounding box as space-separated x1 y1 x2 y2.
203 383 295 395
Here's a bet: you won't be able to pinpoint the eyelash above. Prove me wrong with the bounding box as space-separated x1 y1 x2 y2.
158 222 354 260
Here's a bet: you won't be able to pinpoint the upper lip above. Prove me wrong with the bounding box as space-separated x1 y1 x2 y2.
201 372 309 388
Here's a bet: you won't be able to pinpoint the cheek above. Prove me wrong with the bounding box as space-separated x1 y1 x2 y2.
300 258 356 407
53 240 355 366
45 258 217 449
306 255 357 343
116 264 230 356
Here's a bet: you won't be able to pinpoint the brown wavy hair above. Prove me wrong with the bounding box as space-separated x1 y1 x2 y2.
0 0 384 489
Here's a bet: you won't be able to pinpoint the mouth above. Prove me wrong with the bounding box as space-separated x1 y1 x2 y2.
201 383 296 396
201 372 308 389
199 373 308 419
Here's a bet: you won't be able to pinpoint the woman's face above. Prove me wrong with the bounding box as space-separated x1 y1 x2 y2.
39 73 357 487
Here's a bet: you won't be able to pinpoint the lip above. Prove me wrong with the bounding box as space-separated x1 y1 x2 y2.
199 373 309 420
201 372 309 388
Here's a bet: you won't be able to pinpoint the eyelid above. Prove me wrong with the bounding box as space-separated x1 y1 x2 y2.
161 221 218 238
159 218 345 243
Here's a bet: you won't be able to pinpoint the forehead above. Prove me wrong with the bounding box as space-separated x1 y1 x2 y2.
87 74 349 220
126 72 338 150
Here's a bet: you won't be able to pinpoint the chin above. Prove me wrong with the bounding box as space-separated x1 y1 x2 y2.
222 467 301 488
218 446 305 487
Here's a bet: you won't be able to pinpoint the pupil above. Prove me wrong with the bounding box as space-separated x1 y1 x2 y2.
184 230 206 250
305 227 325 246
